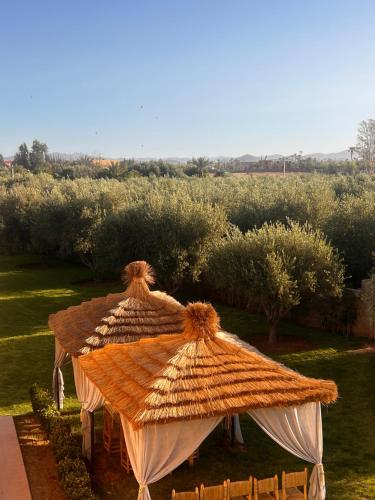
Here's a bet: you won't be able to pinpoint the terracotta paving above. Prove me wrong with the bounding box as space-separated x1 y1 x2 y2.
0 416 32 500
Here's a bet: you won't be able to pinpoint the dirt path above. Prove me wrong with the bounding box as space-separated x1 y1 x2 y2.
14 415 65 500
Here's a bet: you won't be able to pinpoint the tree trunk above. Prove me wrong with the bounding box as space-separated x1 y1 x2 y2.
79 252 98 281
268 320 278 344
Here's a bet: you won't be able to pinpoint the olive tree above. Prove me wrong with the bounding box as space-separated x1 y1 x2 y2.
0 175 49 253
207 221 345 343
228 176 336 232
95 194 228 291
185 157 211 177
325 192 375 287
29 178 129 272
356 119 375 174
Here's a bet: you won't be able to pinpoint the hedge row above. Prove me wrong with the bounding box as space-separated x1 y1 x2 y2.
29 384 97 500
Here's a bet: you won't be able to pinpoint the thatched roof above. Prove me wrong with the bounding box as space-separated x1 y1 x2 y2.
49 261 184 356
79 302 337 428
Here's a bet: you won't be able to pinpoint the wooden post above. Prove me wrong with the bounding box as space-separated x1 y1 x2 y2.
231 415 235 447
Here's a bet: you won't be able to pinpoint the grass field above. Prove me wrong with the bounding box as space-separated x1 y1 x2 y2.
0 255 374 499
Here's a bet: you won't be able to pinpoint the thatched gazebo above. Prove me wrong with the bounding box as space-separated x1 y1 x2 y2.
79 302 337 500
49 261 184 458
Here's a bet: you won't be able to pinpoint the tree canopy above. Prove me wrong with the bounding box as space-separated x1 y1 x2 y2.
207 221 345 343
13 140 48 172
95 194 228 291
356 119 375 174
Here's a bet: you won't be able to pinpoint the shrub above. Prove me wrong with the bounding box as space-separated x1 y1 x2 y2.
49 418 72 445
58 458 97 500
49 419 81 461
29 385 97 499
39 406 60 433
57 457 87 478
29 383 55 414
29 383 60 434
54 435 82 462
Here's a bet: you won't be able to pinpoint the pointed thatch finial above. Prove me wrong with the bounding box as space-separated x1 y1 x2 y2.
183 302 219 341
122 261 156 300
122 261 155 286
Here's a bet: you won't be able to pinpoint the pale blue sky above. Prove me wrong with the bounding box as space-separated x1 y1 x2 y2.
1 0 375 158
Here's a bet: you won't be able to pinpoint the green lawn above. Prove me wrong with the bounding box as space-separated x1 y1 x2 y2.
0 255 374 499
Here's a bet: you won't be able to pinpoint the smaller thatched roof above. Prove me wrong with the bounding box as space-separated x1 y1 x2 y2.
79 302 338 428
49 261 184 356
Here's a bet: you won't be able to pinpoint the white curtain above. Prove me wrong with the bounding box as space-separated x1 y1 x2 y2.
120 416 223 500
249 402 325 500
72 357 105 459
52 338 70 409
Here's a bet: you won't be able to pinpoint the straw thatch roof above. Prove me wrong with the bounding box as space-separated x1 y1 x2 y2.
79 302 338 428
49 261 184 356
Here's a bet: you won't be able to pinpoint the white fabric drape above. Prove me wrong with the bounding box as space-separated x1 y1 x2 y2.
52 338 70 409
72 357 105 459
249 402 325 500
121 416 223 500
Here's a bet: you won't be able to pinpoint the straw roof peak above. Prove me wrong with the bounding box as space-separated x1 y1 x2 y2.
183 302 219 341
122 261 155 286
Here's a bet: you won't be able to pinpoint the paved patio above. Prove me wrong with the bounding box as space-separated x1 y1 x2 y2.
0 416 32 500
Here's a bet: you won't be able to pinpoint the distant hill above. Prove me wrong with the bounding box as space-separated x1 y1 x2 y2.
236 154 260 162
236 151 351 163
303 150 351 161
